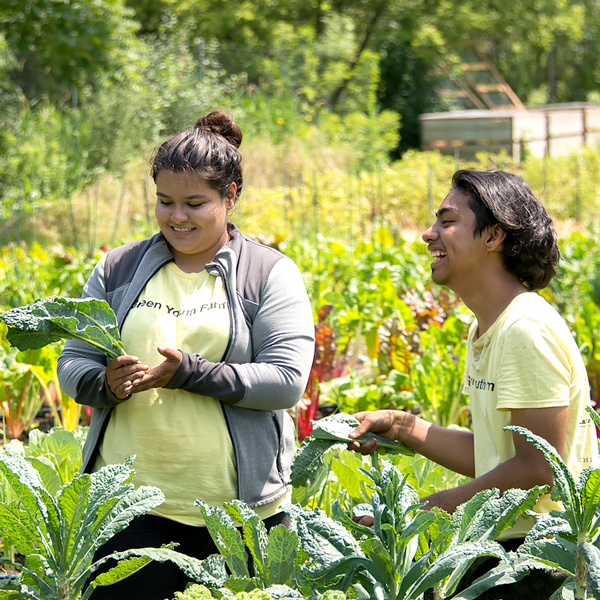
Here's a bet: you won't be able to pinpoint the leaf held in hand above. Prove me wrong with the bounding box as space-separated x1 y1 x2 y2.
0 296 127 359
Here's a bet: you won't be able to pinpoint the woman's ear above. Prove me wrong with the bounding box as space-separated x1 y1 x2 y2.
485 224 506 251
225 183 237 210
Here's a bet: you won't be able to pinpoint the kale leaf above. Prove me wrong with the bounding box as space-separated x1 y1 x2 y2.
291 412 414 487
0 296 127 359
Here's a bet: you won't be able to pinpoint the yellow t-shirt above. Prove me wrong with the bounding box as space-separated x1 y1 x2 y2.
96 263 288 525
463 292 599 539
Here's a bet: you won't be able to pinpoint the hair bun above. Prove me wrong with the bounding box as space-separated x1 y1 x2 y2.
195 110 243 148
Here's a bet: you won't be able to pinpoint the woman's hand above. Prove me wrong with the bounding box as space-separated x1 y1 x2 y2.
106 355 148 399
130 346 183 392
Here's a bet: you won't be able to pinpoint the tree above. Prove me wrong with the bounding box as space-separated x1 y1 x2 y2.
0 0 143 103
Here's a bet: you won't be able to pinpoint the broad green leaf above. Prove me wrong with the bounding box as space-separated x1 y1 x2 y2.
291 414 414 488
451 553 538 600
310 413 414 453
1 296 127 359
287 505 364 565
0 501 42 554
525 515 573 543
224 500 268 584
519 537 577 576
406 541 507 599
506 426 581 532
291 440 344 488
579 468 600 536
83 546 212 600
264 526 299 586
359 536 395 587
223 576 255 593
451 489 498 543
196 501 249 578
77 485 165 572
456 487 544 543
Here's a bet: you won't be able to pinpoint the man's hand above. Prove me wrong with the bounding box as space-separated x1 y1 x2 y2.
130 346 183 392
348 409 407 454
106 355 148 399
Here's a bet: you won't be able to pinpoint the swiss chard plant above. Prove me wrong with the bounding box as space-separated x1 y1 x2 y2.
0 296 127 359
0 449 208 600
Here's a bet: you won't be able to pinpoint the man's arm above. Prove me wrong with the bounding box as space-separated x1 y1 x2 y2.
349 409 476 477
350 405 568 513
421 405 567 512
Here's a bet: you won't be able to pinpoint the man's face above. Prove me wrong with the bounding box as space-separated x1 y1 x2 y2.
421 189 488 293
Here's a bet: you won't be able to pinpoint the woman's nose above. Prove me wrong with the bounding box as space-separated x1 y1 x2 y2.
172 204 187 221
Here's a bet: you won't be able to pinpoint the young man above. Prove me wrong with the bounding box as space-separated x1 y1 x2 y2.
349 169 598 594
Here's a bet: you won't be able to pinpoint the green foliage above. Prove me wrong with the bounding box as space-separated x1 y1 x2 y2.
291 413 413 489
1 296 127 359
174 584 348 600
288 460 543 600
505 417 600 600
0 336 56 440
0 450 167 600
0 0 143 101
191 499 302 597
4 427 85 493
0 244 100 311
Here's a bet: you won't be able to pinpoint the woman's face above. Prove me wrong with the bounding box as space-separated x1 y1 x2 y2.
155 170 235 271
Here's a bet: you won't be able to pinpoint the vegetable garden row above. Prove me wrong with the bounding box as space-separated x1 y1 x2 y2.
1 227 600 599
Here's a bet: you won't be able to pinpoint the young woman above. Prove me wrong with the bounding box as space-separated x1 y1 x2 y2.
57 111 315 599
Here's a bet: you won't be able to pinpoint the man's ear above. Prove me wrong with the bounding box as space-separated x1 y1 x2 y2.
485 224 506 251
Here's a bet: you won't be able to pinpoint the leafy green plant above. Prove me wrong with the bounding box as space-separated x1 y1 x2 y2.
0 342 51 440
0 450 166 599
173 583 348 600
505 416 600 600
1 296 126 359
290 413 413 489
0 449 218 600
190 499 302 598
408 314 471 428
288 461 544 600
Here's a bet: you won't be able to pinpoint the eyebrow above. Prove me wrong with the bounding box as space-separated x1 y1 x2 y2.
156 192 207 200
435 207 457 218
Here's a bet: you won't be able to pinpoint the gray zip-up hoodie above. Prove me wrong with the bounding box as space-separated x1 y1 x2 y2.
57 223 315 508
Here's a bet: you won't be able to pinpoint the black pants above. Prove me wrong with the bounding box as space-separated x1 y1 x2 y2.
424 538 567 600
87 511 289 600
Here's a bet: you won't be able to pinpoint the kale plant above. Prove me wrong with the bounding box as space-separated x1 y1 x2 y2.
0 296 127 359
0 448 208 600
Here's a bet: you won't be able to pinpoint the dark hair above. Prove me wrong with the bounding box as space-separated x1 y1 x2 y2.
151 110 243 200
451 169 559 291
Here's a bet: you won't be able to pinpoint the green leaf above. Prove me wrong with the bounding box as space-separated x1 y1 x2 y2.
579 468 600 536
1 296 127 359
291 414 413 488
519 537 577 576
264 525 299 586
406 541 507 598
451 553 538 600
291 440 345 488
196 501 250 578
224 500 268 584
287 505 364 565
0 503 40 557
505 426 581 532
